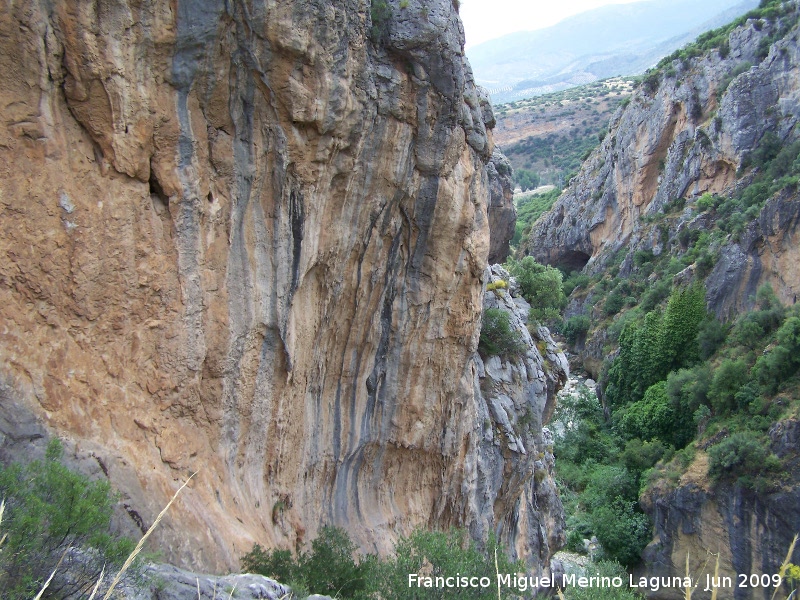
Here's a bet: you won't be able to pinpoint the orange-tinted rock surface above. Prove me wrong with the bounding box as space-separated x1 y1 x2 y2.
0 0 564 573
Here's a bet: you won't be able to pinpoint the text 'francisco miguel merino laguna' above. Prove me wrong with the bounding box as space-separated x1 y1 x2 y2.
408 573 699 593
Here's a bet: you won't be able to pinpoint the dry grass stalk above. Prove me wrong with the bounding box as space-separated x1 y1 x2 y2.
710 553 720 600
685 552 692 600
494 547 501 600
87 567 106 600
32 549 68 600
0 498 6 547
772 534 799 600
101 472 197 600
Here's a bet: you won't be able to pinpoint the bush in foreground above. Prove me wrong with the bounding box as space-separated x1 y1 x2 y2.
0 439 134 599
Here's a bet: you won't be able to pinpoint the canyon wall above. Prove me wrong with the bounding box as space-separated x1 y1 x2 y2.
487 150 516 264
522 4 800 596
524 4 800 316
639 420 800 600
0 0 565 574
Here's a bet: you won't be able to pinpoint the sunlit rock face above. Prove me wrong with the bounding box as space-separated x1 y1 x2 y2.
524 6 800 315
0 0 567 573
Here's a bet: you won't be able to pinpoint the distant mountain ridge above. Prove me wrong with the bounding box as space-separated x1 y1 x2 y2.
467 0 758 102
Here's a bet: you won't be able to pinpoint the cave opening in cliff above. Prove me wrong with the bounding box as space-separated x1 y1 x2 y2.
556 250 591 273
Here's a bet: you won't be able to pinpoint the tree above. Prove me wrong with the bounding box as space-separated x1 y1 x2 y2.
301 526 367 599
506 257 566 323
375 529 522 600
606 310 664 407
618 381 675 444
708 359 749 414
659 283 707 371
590 498 651 568
0 439 134 599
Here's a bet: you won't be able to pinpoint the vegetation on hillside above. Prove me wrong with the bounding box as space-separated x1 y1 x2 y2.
512 188 561 247
494 79 633 189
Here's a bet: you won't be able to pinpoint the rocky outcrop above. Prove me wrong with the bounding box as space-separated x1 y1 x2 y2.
122 565 290 600
704 186 800 319
0 0 566 576
639 436 800 600
487 150 516 264
474 265 569 569
523 3 800 310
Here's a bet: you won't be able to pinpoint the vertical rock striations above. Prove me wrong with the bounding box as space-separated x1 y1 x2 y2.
0 0 566 573
523 3 800 314
487 150 517 264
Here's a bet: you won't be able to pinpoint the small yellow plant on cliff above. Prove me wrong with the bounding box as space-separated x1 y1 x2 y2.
487 280 508 293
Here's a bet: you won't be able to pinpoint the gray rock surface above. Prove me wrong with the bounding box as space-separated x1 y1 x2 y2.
469 265 568 571
524 3 800 316
487 150 517 264
121 564 290 600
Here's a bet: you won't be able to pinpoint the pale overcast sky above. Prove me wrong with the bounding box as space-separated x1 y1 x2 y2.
460 0 645 48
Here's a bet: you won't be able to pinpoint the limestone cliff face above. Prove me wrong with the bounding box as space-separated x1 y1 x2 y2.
486 150 516 264
0 0 565 574
524 4 800 312
474 266 568 570
638 422 800 600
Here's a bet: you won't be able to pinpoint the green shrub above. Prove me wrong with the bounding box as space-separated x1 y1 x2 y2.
620 439 668 475
619 381 675 444
242 545 300 587
514 168 540 191
370 0 392 41
707 431 778 480
0 439 134 599
589 497 651 567
243 526 369 599
582 466 639 513
639 278 671 312
696 192 716 212
486 279 508 292
697 317 727 359
479 308 526 358
302 526 367 598
603 291 626 317
375 529 522 600
563 272 591 296
753 316 800 392
708 358 749 414
564 315 591 345
642 70 661 95
506 256 566 323
665 365 711 446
